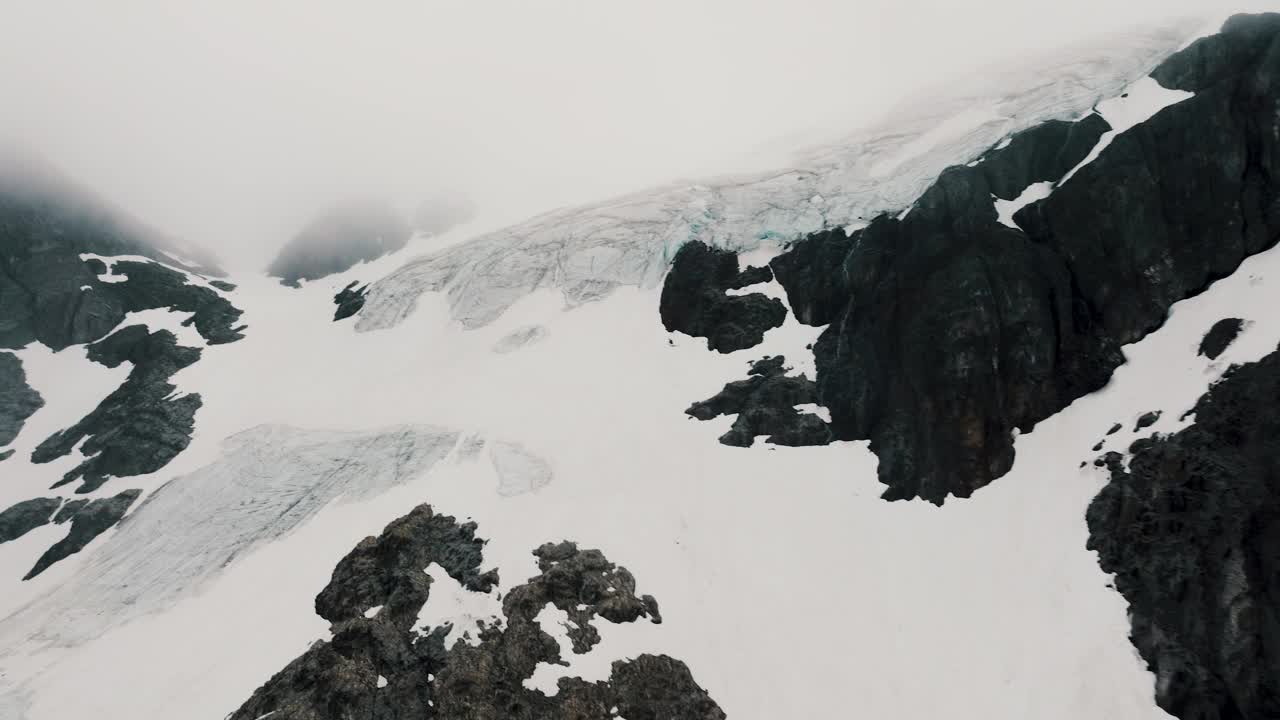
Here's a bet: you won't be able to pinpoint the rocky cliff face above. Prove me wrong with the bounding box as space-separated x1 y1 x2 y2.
681 13 1280 504
1088 344 1280 720
231 504 723 720
268 202 411 287
0 351 43 453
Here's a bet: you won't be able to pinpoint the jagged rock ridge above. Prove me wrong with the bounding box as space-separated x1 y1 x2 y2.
750 13 1280 503
231 504 723 720
0 490 141 579
1087 343 1280 720
31 325 204 492
687 355 831 447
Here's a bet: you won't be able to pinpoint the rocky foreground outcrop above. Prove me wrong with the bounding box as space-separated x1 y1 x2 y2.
1087 344 1280 720
676 13 1280 504
687 355 831 447
231 504 723 720
268 201 411 287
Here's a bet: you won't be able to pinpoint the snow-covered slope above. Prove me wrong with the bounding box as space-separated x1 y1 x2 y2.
1 10 1277 720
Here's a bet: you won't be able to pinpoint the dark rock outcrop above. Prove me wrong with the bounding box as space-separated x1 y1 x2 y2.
332 281 368 321
660 241 786 353
0 497 61 544
0 491 141 578
268 202 410 287
0 152 238 351
24 489 140 579
231 504 723 720
1199 318 1245 359
1134 410 1162 431
754 14 1280 503
0 351 44 448
687 355 831 447
1087 344 1280 720
31 325 202 492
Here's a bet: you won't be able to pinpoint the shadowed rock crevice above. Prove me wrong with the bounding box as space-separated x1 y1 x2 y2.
31 325 203 492
660 241 786 353
687 356 831 447
0 351 44 449
231 504 723 720
1087 344 1280 720
742 13 1280 504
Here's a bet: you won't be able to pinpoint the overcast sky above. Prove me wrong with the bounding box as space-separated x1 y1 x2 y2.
0 1 1268 271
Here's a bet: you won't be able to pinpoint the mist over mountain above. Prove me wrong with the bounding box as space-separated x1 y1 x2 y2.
5 5 1280 720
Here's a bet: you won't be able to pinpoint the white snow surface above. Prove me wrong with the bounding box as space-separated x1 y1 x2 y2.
994 181 1054 229
0 15 1266 720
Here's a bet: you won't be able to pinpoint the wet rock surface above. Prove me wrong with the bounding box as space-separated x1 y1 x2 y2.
1087 344 1280 720
0 490 141 578
333 281 368 321
747 14 1280 503
687 356 832 447
31 325 203 492
231 504 723 720
1199 317 1244 359
660 241 786 353
0 351 44 448
268 201 411 287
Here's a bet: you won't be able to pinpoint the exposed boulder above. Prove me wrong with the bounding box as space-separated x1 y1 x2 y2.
687 356 831 447
1087 343 1280 720
268 201 411 287
31 325 203 492
231 504 723 720
1199 318 1245 359
332 281 368 321
0 351 44 448
660 241 786 353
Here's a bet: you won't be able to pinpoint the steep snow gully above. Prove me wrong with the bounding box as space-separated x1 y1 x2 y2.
3 11 1280 720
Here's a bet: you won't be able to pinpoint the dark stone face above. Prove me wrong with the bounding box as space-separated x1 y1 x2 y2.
268 202 411 287
0 351 44 448
1199 318 1245 359
687 355 831 447
1087 342 1280 720
0 490 141 578
332 281 369 321
231 504 723 720
0 160 237 351
31 325 204 493
659 241 786 353
711 13 1280 504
